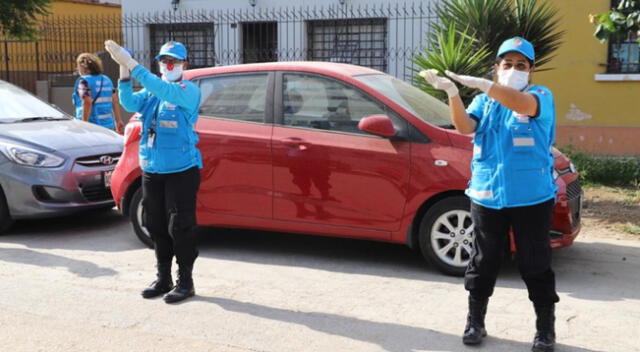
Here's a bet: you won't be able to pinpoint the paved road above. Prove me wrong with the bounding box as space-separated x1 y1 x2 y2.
0 209 638 352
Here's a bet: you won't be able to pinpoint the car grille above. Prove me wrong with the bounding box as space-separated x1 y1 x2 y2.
81 184 112 202
566 180 582 229
76 153 121 167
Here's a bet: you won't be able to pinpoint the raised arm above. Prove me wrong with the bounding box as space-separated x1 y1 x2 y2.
130 65 200 112
420 69 477 134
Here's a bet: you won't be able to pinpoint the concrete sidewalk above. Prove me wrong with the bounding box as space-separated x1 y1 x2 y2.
0 211 637 352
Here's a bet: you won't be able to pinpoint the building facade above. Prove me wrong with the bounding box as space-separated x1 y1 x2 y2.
535 0 639 156
0 0 121 92
120 0 439 81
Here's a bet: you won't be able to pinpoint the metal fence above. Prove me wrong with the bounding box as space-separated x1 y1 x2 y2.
1 2 438 93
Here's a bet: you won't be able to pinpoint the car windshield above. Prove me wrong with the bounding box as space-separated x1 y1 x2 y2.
354 74 452 127
0 80 67 122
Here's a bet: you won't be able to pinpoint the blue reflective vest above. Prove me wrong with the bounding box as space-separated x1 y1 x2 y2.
465 85 557 209
118 65 202 174
72 74 116 129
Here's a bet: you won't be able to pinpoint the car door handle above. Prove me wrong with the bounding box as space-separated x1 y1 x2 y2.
282 137 308 150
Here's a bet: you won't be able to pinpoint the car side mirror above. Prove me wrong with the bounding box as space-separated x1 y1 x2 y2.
358 114 397 138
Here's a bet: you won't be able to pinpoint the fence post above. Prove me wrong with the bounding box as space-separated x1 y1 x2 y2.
3 41 9 82
35 41 41 80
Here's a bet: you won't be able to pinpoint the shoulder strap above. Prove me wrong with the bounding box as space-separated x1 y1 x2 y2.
91 75 105 106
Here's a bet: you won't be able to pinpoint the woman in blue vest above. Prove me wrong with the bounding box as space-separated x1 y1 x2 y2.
421 37 558 352
72 53 124 133
105 40 202 304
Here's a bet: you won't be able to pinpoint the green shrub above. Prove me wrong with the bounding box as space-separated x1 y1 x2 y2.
560 147 640 188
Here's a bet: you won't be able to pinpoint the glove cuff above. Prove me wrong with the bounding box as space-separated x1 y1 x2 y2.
480 80 494 94
445 85 459 98
119 65 130 80
124 58 139 71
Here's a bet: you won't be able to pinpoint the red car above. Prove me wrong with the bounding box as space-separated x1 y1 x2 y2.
110 62 582 276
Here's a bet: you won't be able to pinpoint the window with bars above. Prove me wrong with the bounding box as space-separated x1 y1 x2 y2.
149 22 215 71
307 18 387 72
607 0 640 73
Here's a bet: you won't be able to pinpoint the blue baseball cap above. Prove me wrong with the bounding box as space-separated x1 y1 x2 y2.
497 37 535 63
154 41 187 61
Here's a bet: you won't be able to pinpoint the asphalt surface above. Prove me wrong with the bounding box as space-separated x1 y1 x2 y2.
0 208 638 352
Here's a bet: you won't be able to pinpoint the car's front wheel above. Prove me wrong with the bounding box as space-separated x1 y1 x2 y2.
0 188 13 234
419 196 474 276
130 187 153 248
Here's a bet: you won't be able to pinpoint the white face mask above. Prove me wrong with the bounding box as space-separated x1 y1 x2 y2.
497 68 529 91
159 62 184 82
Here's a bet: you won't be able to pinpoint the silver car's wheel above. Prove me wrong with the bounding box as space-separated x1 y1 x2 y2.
419 196 473 276
0 188 13 234
130 187 153 248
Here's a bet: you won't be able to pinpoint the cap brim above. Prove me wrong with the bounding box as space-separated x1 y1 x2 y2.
155 52 186 60
498 49 534 62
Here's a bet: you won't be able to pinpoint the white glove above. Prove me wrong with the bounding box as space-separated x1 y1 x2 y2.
104 40 138 71
119 65 130 80
419 69 459 98
445 70 494 93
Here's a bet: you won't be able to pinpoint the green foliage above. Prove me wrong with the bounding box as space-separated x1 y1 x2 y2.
412 0 564 104
511 0 564 69
591 0 640 45
411 25 492 103
0 0 51 40
560 147 640 188
433 0 564 70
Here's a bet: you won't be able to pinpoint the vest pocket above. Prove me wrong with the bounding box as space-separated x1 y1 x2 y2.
468 168 495 201
511 126 535 153
508 163 550 204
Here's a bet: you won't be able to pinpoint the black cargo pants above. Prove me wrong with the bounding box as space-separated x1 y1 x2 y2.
142 166 200 268
464 199 560 304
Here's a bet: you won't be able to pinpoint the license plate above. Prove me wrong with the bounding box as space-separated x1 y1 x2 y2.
103 170 114 188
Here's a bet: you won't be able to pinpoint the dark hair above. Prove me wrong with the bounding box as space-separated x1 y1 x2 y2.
76 53 103 75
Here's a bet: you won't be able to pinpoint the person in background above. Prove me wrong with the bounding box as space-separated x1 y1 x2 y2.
72 53 124 133
421 37 559 352
105 40 202 304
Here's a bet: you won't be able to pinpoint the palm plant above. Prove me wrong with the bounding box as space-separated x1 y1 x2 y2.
412 24 491 103
413 0 564 103
511 0 564 69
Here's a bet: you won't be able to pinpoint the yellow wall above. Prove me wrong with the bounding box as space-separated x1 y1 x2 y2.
0 1 121 73
48 0 121 16
535 0 640 156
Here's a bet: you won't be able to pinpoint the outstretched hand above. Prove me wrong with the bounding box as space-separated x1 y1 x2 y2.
445 71 494 93
104 40 138 71
419 69 459 98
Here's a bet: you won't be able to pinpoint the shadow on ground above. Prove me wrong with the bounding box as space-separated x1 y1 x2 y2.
180 295 607 352
0 247 118 277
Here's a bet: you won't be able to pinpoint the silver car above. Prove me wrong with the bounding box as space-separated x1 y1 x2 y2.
0 80 123 233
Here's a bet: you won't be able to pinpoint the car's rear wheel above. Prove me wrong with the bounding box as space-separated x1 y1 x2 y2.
130 187 153 248
419 196 474 276
0 187 13 234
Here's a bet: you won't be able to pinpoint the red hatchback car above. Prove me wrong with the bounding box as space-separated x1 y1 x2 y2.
110 62 582 276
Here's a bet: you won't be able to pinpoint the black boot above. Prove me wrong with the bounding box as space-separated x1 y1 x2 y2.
163 265 195 303
532 303 556 352
462 296 488 345
141 262 174 299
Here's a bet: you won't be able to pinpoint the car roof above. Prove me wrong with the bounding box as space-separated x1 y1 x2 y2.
184 61 383 79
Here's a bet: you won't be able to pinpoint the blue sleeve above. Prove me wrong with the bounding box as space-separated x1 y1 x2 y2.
130 65 200 115
466 94 487 122
528 86 556 145
118 79 148 113
528 86 554 122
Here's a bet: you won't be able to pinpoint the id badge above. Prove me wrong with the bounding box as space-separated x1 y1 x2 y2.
147 132 155 148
